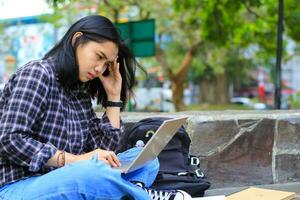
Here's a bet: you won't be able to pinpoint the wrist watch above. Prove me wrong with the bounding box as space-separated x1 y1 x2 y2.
104 100 123 108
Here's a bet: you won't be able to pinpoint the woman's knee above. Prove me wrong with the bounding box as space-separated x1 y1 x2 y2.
25 159 123 198
64 158 122 184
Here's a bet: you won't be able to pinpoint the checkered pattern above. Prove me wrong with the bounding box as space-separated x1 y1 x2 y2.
0 58 124 187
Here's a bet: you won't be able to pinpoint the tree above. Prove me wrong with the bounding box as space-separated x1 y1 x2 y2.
46 0 300 110
172 0 291 106
46 0 202 111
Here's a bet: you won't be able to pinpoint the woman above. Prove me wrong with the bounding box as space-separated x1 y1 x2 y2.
0 15 191 200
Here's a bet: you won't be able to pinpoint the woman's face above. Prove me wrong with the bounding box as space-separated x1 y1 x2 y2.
76 40 118 82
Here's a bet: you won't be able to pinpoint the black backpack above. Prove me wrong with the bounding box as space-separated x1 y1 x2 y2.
117 117 211 197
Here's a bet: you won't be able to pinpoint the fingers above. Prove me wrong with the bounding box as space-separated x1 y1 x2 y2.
98 59 120 80
114 56 118 66
111 63 120 78
111 152 121 167
110 58 119 76
100 151 121 167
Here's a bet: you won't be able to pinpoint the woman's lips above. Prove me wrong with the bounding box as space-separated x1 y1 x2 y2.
87 72 95 80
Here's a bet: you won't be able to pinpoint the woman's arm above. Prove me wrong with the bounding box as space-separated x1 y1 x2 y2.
85 58 124 152
0 63 57 172
98 58 122 129
46 150 76 167
46 149 121 167
105 99 121 128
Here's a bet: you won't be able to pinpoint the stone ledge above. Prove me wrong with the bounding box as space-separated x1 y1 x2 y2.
102 110 300 189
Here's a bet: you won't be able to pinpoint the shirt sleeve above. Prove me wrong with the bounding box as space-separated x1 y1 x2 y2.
87 110 125 152
0 63 57 172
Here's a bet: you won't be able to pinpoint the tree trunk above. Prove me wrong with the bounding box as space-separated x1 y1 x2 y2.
200 79 217 104
156 46 197 112
170 49 194 111
216 74 229 104
200 73 229 104
172 76 185 111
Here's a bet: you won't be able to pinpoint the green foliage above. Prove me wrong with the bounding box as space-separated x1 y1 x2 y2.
289 92 300 109
170 0 300 89
285 0 300 42
45 0 300 102
0 23 4 34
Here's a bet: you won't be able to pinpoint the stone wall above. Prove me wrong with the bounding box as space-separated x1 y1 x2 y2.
116 111 300 189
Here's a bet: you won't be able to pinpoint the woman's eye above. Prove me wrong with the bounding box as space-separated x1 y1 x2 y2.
97 54 103 60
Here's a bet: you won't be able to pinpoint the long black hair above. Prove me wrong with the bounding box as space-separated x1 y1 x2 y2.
44 15 141 109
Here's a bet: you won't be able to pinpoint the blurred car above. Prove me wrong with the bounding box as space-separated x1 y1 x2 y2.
230 97 267 110
230 97 253 107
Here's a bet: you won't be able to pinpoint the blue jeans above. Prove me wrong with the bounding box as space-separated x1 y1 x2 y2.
0 147 159 200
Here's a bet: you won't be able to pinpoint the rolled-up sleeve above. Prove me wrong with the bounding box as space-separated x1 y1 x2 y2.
0 64 57 172
87 111 125 152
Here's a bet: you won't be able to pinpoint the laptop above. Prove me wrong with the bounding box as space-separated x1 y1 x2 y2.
115 116 188 174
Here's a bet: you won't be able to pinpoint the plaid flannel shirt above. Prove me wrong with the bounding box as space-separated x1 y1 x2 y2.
0 58 124 187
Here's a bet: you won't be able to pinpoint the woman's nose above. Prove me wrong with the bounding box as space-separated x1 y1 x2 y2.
94 65 102 73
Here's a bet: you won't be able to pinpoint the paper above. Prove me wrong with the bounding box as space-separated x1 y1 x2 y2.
226 187 296 200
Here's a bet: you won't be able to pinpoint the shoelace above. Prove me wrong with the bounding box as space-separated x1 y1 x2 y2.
145 188 176 200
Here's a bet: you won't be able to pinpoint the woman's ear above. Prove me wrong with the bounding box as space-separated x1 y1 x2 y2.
71 32 83 46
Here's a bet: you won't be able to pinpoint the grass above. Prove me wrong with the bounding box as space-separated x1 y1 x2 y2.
186 103 252 111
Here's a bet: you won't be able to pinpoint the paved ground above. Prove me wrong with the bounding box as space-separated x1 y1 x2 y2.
204 182 300 199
